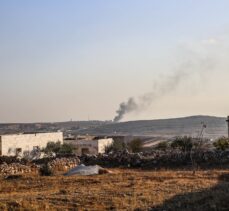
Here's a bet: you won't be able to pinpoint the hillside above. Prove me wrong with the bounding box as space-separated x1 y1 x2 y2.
0 116 227 140
77 116 228 139
0 121 110 135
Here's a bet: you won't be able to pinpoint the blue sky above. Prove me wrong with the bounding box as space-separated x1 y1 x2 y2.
0 1 229 122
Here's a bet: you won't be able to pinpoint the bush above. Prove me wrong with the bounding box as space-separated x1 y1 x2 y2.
213 137 229 151
171 136 193 152
39 163 53 176
43 142 74 155
43 141 61 154
128 139 143 153
155 142 169 151
105 139 126 153
59 143 74 154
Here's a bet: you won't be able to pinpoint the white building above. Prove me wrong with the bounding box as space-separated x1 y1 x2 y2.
70 137 113 156
0 132 63 156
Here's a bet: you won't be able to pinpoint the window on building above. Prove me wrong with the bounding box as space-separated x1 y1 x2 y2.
16 148 22 156
8 148 13 154
33 146 40 150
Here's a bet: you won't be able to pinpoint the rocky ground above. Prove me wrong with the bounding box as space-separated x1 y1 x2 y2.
0 168 229 210
0 151 229 210
81 149 229 169
0 157 80 176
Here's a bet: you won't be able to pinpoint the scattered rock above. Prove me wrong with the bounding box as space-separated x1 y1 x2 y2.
0 163 37 176
48 157 80 171
80 150 229 169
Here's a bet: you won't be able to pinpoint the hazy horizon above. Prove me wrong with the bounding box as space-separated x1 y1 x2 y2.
1 1 229 123
0 114 227 124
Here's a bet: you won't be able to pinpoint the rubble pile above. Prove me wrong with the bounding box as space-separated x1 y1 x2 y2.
80 150 229 168
47 157 80 171
0 163 38 176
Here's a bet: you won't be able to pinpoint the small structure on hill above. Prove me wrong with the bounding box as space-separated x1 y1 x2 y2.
0 132 63 156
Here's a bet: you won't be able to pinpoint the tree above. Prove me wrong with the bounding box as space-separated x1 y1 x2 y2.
128 139 143 153
44 141 61 154
171 136 193 152
105 139 126 153
43 142 74 155
39 163 54 176
59 143 74 154
213 137 229 151
155 142 169 151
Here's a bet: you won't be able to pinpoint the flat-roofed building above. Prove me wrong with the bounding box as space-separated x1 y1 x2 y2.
0 132 63 156
68 137 113 156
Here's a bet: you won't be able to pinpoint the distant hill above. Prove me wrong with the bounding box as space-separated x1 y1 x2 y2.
77 116 228 139
0 121 110 135
0 116 227 140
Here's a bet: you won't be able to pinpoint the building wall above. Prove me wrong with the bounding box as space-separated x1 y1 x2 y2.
73 138 113 156
0 132 63 156
74 140 98 156
98 138 113 154
0 136 2 155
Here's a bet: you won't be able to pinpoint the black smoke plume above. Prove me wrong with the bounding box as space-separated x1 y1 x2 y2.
113 43 219 122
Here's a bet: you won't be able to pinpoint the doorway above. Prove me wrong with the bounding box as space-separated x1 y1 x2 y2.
81 148 90 155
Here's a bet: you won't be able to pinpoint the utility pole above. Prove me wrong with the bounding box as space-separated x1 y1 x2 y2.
226 116 229 139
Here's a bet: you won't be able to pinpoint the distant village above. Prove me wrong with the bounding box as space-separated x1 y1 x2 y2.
0 116 228 159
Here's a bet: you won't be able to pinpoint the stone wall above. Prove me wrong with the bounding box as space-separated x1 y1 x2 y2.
80 149 229 169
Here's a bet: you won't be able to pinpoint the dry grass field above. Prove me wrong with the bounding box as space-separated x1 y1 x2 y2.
0 168 229 210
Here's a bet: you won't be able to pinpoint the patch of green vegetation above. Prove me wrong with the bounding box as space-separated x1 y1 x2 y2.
213 137 229 151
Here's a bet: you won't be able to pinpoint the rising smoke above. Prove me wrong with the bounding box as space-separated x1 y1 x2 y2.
113 69 190 122
113 41 220 122
113 97 138 122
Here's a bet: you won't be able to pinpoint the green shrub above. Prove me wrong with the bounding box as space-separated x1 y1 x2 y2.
128 139 143 153
171 136 193 152
155 142 169 151
39 163 53 176
59 143 74 154
105 139 126 153
213 137 229 151
43 141 61 154
43 142 74 155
